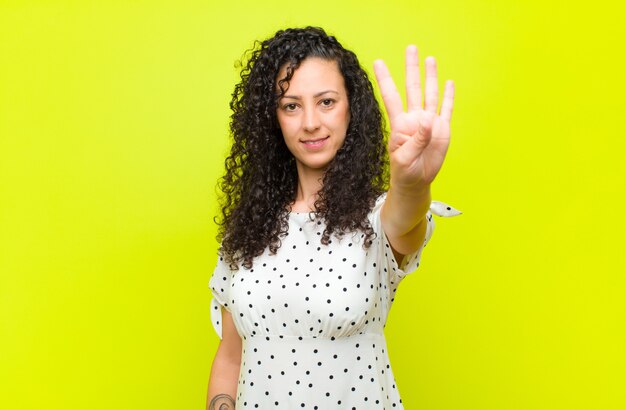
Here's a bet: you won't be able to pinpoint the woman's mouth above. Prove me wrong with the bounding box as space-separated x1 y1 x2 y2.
301 136 329 149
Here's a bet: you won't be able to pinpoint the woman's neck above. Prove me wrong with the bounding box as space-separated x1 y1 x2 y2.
291 165 325 212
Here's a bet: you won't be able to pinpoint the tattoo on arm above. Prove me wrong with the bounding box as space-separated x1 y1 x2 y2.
208 394 235 410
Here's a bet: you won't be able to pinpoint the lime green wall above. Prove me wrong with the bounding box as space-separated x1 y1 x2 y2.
1 1 624 409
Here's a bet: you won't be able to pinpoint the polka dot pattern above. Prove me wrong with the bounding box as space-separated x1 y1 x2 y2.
209 193 436 409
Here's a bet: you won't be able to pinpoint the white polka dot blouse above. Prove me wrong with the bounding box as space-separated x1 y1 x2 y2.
209 192 460 409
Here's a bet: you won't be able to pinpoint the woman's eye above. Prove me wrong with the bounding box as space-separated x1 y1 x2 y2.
284 103 297 111
321 99 334 107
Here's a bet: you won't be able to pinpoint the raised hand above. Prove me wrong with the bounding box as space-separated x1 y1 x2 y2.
373 45 454 190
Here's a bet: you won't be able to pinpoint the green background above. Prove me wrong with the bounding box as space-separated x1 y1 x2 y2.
1 0 624 409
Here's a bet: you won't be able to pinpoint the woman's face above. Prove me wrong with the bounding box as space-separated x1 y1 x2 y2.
276 57 350 175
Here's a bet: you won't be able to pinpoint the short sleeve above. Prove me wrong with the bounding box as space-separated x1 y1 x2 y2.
369 193 435 286
208 256 233 340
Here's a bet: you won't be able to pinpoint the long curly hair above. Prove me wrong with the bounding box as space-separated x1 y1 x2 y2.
216 26 388 269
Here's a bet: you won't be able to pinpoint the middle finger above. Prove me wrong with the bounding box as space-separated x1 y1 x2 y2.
405 45 422 112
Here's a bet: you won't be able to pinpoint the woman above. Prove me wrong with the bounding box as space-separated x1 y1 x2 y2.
207 26 459 409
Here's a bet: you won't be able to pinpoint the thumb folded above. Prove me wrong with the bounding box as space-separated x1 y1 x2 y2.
412 111 434 149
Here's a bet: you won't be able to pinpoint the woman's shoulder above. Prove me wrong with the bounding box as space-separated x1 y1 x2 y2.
369 191 389 215
374 191 388 206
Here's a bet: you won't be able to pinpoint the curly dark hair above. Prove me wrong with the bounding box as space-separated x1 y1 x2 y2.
216 26 388 269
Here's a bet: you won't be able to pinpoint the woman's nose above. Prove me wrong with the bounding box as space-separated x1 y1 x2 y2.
302 107 321 133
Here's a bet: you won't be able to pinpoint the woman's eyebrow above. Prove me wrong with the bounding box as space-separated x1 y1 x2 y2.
283 90 339 100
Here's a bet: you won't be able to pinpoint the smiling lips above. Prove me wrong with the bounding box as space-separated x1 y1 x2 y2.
301 136 329 149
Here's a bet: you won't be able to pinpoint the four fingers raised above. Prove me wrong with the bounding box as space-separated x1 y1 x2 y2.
373 47 454 121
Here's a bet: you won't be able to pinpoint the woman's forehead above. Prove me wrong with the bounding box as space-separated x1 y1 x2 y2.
276 58 346 96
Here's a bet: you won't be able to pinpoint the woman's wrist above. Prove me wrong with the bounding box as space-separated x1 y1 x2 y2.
384 184 432 237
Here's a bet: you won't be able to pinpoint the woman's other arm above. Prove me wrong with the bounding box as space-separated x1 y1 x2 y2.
206 308 242 410
373 45 454 261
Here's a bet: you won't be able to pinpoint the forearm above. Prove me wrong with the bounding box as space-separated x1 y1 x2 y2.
207 352 240 409
381 183 431 256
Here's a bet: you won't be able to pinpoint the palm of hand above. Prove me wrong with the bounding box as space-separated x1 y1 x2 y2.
374 46 454 188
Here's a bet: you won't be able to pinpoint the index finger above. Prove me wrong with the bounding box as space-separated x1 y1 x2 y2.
373 59 403 123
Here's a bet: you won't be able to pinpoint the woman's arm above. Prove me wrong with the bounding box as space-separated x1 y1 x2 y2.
373 45 455 261
206 308 242 410
381 184 431 263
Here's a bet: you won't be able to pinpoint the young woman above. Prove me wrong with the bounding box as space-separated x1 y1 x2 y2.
207 26 459 409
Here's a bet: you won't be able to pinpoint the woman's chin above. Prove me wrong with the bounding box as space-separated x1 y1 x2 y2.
295 156 334 173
